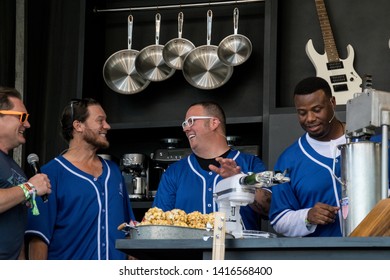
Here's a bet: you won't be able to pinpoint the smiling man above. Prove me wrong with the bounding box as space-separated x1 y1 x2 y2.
0 87 51 260
269 77 345 237
152 101 270 231
25 98 135 259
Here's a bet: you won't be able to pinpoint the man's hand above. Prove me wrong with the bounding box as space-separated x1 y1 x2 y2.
249 188 272 219
307 202 340 225
28 173 51 197
209 157 241 178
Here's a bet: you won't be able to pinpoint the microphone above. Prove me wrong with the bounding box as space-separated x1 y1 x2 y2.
27 153 48 203
329 110 335 123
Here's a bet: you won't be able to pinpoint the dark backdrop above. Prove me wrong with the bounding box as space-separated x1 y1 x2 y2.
0 0 16 86
23 0 89 165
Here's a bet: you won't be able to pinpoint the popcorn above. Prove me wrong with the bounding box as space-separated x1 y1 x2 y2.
140 207 214 229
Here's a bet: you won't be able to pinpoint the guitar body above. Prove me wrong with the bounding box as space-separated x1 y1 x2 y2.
306 39 362 105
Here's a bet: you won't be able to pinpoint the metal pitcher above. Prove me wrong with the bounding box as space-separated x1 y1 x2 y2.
339 141 382 236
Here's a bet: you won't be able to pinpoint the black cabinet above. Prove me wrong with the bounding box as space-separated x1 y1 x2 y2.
83 0 267 163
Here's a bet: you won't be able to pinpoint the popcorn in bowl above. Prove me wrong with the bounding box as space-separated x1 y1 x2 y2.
139 207 214 229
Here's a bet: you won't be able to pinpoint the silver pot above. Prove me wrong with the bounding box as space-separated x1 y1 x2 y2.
103 15 150 94
182 10 233 90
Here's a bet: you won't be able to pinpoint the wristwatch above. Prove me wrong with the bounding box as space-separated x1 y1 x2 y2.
305 216 313 228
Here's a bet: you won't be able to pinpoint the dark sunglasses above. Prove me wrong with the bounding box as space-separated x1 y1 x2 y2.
69 98 95 123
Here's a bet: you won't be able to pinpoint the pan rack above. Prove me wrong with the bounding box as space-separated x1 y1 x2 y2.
94 0 264 13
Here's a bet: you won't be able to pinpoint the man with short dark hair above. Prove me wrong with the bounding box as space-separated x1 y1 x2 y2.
153 101 270 230
25 98 135 259
269 77 345 237
0 87 51 259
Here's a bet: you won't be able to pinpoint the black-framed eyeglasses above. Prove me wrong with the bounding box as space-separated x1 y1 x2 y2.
0 110 29 124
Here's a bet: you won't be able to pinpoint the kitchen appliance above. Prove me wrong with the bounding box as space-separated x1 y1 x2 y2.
214 171 290 238
339 76 390 236
226 136 261 156
147 138 192 197
148 147 192 197
339 142 382 236
121 153 148 199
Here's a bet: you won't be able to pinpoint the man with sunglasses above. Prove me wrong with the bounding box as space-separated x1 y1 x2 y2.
153 101 271 231
0 87 51 260
25 98 135 259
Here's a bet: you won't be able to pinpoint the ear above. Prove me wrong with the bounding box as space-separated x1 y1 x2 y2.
73 120 84 133
210 117 221 130
330 96 336 107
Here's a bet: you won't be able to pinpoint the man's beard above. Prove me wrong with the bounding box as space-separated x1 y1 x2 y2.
84 127 109 149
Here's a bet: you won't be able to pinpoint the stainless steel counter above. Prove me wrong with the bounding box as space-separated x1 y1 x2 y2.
116 237 390 260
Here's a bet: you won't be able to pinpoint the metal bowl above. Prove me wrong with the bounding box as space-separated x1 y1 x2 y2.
129 225 234 240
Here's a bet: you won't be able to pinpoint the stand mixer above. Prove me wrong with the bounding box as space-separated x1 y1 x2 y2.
214 171 290 238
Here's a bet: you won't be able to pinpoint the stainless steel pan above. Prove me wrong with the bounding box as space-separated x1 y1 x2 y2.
135 13 175 82
218 8 252 66
182 10 233 90
162 12 195 70
103 15 150 95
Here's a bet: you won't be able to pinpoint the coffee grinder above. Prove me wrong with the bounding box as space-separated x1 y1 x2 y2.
121 153 148 199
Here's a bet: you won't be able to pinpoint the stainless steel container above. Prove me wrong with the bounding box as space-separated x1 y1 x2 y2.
121 153 147 199
339 141 382 236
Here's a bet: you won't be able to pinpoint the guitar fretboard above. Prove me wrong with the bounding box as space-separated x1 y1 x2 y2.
315 0 340 62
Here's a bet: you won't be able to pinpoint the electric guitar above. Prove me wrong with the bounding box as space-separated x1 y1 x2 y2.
305 0 362 105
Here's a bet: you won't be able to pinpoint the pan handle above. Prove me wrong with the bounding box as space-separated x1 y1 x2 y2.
178 12 184 39
233 8 239 35
155 13 161 45
207 10 212 46
128 15 133 50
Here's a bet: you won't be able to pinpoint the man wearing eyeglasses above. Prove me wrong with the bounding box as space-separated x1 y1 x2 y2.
153 101 271 231
25 98 135 260
0 87 51 260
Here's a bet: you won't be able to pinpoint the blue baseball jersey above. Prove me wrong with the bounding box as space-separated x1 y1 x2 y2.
153 149 267 230
25 156 135 259
269 134 343 237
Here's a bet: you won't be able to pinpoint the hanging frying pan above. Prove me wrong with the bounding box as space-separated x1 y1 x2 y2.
182 10 233 90
135 13 175 82
103 15 150 95
162 12 195 70
217 7 252 66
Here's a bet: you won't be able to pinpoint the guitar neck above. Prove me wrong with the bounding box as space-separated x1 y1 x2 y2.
314 0 340 62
